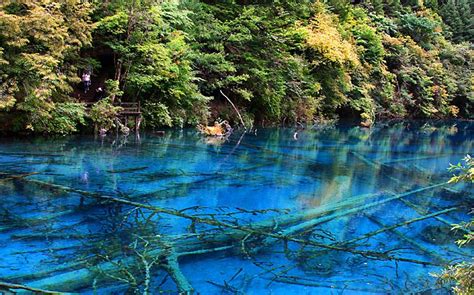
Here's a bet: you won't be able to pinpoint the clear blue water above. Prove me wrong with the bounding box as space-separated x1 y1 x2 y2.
0 121 472 294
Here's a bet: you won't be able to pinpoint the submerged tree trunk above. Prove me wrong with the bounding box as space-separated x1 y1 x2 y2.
1 173 449 292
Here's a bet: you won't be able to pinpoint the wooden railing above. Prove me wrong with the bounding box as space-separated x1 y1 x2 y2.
84 101 141 116
119 102 141 115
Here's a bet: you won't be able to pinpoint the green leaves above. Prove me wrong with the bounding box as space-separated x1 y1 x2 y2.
439 0 474 43
89 98 122 131
448 154 474 184
352 23 384 65
399 12 442 48
437 155 474 295
142 102 173 128
97 11 129 36
97 1 210 128
0 0 93 134
0 0 472 133
20 101 86 135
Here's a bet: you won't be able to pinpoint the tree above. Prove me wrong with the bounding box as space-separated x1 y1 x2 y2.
0 0 472 132
94 0 209 127
0 0 92 134
439 0 474 43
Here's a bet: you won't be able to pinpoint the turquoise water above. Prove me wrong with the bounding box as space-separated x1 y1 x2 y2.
0 121 472 294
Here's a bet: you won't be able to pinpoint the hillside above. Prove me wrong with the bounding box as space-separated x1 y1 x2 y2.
0 0 473 134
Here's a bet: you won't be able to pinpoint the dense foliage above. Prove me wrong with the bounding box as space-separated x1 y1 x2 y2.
0 0 91 134
0 0 473 134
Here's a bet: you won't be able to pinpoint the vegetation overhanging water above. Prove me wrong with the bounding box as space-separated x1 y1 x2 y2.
1 0 473 135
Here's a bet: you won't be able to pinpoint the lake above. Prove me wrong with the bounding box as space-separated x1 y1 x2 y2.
0 121 472 294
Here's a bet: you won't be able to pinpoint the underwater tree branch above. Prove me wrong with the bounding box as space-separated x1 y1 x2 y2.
8 175 446 265
0 281 65 294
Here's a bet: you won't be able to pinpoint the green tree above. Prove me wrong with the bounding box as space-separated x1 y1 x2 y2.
0 0 92 134
95 0 209 127
0 0 472 132
439 0 474 43
398 12 442 48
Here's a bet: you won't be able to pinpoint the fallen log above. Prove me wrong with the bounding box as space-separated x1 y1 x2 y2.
133 161 275 199
0 152 63 157
297 207 461 264
1 178 380 283
2 173 447 292
0 281 65 294
343 207 457 246
254 183 448 251
381 155 443 164
397 198 470 234
163 250 194 294
2 171 388 234
350 151 439 179
25 219 440 293
366 215 447 264
20 183 446 292
0 208 85 234
11 244 83 255
350 151 380 169
106 166 149 174
5 257 91 282
5 172 445 244
0 172 40 182
265 276 388 293
12 233 95 240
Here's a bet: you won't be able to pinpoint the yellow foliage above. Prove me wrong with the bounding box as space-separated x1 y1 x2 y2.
360 112 373 128
0 79 17 110
197 121 229 136
382 34 402 47
405 40 429 58
449 105 460 117
383 34 431 59
431 85 448 100
0 0 92 110
302 14 360 67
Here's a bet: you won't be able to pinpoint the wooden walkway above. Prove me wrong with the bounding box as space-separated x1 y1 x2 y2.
84 101 142 132
84 101 141 116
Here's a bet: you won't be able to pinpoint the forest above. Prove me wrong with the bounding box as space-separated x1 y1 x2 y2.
0 0 473 134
